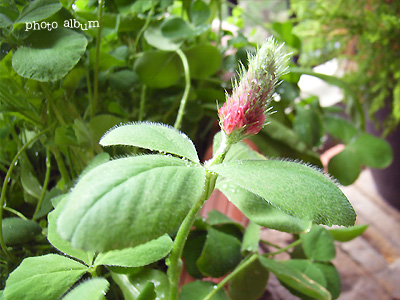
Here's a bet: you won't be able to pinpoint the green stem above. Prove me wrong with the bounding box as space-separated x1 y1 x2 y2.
3 207 28 220
52 148 71 186
138 85 147 122
167 135 231 300
0 128 51 261
173 48 191 130
32 149 51 221
133 0 155 54
260 239 282 249
92 0 104 118
203 254 259 300
264 239 302 257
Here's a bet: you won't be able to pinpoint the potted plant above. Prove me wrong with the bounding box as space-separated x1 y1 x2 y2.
290 0 400 206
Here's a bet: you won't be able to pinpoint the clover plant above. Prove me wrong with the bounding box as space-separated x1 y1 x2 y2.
0 1 368 299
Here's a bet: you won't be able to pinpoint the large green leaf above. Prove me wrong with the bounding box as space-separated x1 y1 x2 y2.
211 160 355 226
15 0 62 24
47 196 95 265
133 50 181 88
300 225 336 262
12 28 87 82
314 263 341 300
4 254 87 300
228 257 269 300
94 234 173 267
2 218 41 246
179 281 230 300
259 257 331 300
217 178 312 233
182 230 207 278
62 278 110 300
57 155 205 252
100 122 200 163
196 227 242 277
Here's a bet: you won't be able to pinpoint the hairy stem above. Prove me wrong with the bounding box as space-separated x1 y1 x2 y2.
167 135 231 300
173 48 191 130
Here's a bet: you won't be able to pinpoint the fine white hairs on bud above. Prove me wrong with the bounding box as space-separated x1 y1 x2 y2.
218 36 290 144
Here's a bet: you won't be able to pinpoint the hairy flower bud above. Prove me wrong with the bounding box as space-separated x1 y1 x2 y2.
218 37 289 143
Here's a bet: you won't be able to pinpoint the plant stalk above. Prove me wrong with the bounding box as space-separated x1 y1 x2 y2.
0 128 51 261
32 148 51 221
167 134 231 300
173 48 191 130
92 0 104 118
203 254 259 300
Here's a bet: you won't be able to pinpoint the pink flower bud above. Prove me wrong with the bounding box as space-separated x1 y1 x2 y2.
218 37 288 143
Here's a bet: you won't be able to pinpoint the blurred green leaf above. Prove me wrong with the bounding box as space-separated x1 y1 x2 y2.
241 221 261 253
197 227 242 277
185 44 221 79
294 105 324 148
300 225 336 262
179 281 230 300
329 224 368 242
134 50 181 88
12 28 87 82
190 0 210 26
2 218 41 246
229 257 269 300
15 0 62 24
328 147 361 186
351 133 393 168
183 230 207 279
259 257 331 300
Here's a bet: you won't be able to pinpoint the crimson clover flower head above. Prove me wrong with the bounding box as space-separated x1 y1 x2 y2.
218 37 289 144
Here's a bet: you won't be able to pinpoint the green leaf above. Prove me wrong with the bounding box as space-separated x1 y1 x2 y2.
100 122 200 163
161 17 194 40
210 160 356 226
20 158 41 200
47 196 95 265
62 278 110 300
294 105 324 148
185 44 222 79
182 230 207 279
207 209 241 228
323 116 358 144
2 218 41 246
89 114 123 144
281 259 327 300
190 0 210 26
329 224 368 242
4 254 87 300
217 178 312 233
144 21 182 51
134 50 181 88
0 7 16 28
15 0 62 24
259 257 331 300
351 133 393 168
137 282 157 300
109 69 138 91
196 227 242 277
94 234 173 267
12 28 87 82
328 147 361 186
57 155 205 252
241 221 261 253
228 257 269 300
118 269 169 300
179 281 230 300
314 263 341 300
300 225 336 262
